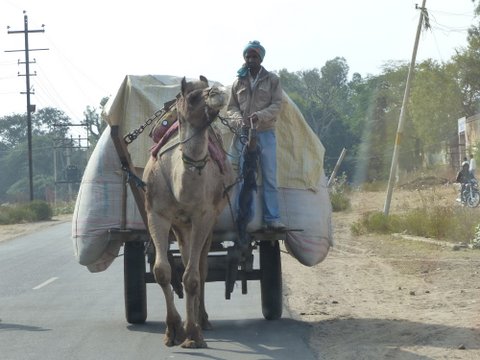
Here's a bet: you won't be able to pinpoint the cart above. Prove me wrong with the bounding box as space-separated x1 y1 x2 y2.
109 125 286 325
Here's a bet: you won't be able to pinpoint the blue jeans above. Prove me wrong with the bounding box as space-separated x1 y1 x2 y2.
236 129 280 224
257 130 281 223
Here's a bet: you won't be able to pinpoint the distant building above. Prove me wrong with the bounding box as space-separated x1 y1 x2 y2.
457 114 480 168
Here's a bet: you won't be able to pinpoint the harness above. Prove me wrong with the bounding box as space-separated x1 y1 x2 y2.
181 152 210 175
122 86 248 191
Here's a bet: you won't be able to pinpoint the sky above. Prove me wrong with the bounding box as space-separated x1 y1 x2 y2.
0 0 476 126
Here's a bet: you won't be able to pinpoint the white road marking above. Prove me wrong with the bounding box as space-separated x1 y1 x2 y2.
32 277 59 290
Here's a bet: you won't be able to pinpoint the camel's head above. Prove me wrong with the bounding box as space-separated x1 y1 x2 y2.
178 76 226 129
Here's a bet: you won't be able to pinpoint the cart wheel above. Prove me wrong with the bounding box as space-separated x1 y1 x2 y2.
259 240 282 320
124 241 147 324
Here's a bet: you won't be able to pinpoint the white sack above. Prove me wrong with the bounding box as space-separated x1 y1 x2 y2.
72 128 145 272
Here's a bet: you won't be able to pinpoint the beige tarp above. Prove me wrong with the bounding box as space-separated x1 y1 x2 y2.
103 75 324 191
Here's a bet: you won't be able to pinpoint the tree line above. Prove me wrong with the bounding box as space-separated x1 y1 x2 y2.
0 103 106 202
277 2 480 184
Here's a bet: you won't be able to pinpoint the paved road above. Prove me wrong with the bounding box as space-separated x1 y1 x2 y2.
0 222 316 360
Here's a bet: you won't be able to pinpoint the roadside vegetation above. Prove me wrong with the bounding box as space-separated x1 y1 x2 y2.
351 206 478 245
0 200 53 224
348 178 480 246
0 200 74 225
329 173 351 212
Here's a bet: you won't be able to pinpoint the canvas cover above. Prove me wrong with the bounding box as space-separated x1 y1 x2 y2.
103 75 324 191
72 74 333 271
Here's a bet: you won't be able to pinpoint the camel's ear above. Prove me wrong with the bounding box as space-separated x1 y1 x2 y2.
181 77 187 95
200 75 208 85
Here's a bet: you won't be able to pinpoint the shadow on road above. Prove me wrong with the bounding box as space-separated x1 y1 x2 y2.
0 322 50 332
127 317 315 359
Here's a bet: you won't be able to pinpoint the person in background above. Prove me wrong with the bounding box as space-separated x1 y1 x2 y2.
456 161 474 203
227 40 285 231
469 153 476 178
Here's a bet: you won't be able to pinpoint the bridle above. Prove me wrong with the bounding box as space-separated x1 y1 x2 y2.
156 87 220 166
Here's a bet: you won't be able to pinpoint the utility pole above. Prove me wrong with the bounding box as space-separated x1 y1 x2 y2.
53 124 90 203
6 11 48 201
383 0 427 215
328 148 347 187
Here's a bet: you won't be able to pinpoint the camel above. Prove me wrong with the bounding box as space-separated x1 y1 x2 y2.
143 76 235 348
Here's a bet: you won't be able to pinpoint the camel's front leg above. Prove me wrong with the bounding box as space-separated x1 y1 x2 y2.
148 212 185 347
198 233 213 330
180 223 212 349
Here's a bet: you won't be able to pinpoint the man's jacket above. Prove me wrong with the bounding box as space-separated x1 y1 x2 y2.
456 168 474 183
227 67 283 132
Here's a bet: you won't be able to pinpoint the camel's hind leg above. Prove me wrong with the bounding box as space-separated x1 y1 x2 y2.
148 212 185 347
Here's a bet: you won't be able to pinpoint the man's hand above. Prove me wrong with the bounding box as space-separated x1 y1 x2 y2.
243 113 258 127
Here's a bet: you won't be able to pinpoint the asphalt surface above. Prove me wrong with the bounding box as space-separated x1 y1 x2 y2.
0 221 317 360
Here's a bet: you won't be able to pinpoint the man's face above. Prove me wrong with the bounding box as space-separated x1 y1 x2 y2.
245 50 262 72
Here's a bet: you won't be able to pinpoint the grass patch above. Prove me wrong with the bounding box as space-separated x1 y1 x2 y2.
329 173 351 212
351 211 402 235
53 201 75 216
331 191 351 212
358 181 386 192
0 200 53 225
351 206 479 244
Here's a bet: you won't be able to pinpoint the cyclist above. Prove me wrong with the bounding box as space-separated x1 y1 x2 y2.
456 161 475 203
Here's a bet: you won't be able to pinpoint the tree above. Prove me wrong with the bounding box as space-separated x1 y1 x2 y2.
33 107 71 137
277 68 308 110
452 24 480 116
0 113 28 147
83 96 108 147
0 107 76 202
409 60 463 153
279 58 356 175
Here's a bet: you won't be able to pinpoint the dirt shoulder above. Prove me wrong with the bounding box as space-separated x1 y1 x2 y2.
0 214 72 243
282 186 480 359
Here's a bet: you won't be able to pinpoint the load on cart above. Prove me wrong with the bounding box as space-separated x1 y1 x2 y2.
71 74 333 347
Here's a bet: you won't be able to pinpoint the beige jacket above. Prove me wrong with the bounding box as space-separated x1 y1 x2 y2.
226 67 283 132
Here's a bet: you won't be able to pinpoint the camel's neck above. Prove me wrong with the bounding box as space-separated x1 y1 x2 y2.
179 121 209 161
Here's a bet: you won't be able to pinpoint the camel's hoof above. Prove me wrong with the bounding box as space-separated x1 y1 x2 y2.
164 336 175 347
164 334 184 347
180 338 208 349
164 324 186 347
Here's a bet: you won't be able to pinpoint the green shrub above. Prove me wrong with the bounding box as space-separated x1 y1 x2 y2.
329 173 351 212
0 206 33 224
25 200 53 221
331 191 350 212
351 211 402 235
53 201 75 215
0 201 52 224
401 208 430 237
472 224 480 249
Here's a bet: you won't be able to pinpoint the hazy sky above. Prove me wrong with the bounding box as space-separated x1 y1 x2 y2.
0 0 476 124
